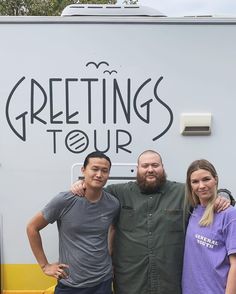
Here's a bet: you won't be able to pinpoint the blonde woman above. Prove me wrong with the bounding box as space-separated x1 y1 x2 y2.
182 159 236 294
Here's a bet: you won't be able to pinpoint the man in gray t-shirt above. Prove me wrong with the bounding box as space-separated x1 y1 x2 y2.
27 151 120 294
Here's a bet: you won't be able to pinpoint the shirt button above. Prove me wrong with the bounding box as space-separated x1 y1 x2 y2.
149 213 152 217
149 231 152 235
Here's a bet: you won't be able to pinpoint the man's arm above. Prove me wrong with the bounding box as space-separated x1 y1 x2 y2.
71 180 112 196
225 254 236 294
214 196 231 213
108 224 116 256
26 212 68 279
71 180 120 200
71 180 86 195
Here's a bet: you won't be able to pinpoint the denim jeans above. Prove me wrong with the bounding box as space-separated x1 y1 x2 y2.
54 278 113 294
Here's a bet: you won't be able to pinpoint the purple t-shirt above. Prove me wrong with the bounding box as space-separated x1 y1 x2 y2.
182 205 236 294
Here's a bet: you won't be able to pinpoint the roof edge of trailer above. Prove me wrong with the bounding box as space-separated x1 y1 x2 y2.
1 15 236 24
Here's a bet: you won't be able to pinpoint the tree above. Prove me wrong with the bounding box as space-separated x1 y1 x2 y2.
27 0 76 16
0 0 26 15
0 0 75 15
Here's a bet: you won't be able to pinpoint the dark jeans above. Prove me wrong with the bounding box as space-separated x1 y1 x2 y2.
54 278 113 294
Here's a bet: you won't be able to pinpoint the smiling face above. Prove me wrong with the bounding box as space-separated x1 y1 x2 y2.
81 157 110 191
190 169 217 206
137 151 166 193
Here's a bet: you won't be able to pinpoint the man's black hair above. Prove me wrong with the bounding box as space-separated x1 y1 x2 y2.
83 151 111 169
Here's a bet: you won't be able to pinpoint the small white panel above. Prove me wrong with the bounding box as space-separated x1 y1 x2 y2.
180 113 212 135
71 163 137 185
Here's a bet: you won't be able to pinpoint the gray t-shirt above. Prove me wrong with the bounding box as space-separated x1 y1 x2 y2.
42 190 120 288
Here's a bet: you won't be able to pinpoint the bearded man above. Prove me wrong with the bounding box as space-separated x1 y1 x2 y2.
71 150 229 294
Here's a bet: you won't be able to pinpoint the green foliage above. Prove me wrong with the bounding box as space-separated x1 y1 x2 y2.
0 0 75 15
28 0 77 16
0 0 25 15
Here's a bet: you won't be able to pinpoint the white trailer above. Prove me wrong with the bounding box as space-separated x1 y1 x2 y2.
1 4 236 293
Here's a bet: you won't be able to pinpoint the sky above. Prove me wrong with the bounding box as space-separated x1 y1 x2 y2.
118 0 236 17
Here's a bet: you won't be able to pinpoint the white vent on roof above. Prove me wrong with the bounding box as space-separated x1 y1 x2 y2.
180 113 212 136
61 4 165 17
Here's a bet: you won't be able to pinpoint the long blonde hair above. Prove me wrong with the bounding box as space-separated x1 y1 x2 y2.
185 159 218 226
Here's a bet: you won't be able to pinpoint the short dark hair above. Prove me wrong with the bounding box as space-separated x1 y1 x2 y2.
137 150 163 165
83 151 111 169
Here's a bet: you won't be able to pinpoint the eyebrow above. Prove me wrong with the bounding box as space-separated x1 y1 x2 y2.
91 165 109 170
141 162 161 165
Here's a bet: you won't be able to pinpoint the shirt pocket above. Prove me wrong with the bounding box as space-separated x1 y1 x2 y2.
118 206 136 231
162 209 185 247
164 209 184 232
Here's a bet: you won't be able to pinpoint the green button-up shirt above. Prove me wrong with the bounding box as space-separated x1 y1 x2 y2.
106 180 186 294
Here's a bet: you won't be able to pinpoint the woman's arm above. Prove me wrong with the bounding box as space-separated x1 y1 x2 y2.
225 254 236 294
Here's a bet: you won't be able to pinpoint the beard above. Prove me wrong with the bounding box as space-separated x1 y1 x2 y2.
137 170 167 194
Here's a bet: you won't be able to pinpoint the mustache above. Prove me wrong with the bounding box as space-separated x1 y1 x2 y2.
146 172 157 176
